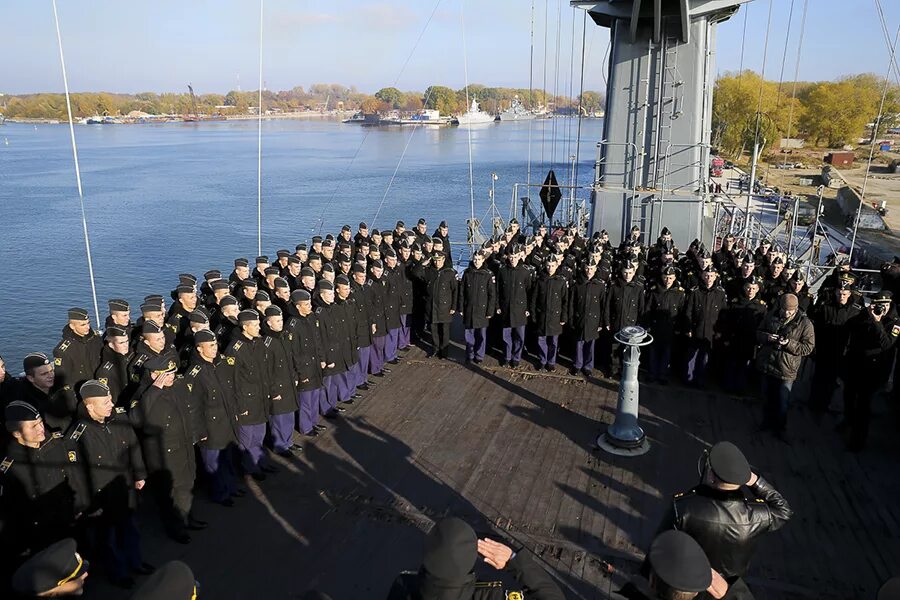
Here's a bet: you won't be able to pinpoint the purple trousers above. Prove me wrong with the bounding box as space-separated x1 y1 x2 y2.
200 446 238 502
502 326 526 362
269 412 296 452
386 328 400 361
537 335 559 366
337 368 356 402
238 423 267 473
399 314 411 349
574 340 595 370
322 374 340 413
356 346 371 386
369 335 386 374
297 388 322 434
465 328 487 360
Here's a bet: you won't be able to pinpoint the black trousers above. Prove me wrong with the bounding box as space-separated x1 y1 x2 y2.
844 378 880 447
430 322 451 356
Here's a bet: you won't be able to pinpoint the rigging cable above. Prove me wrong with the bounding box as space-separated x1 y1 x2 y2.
257 0 264 255
564 4 577 197
849 20 900 263
763 0 795 182
550 0 563 170
317 0 444 234
738 3 749 73
51 0 101 329
460 0 477 254
874 0 900 85
541 0 549 176
526 0 535 213
573 9 587 225
780 0 808 168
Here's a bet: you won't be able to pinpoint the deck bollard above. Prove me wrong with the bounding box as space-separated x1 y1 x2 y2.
597 325 652 456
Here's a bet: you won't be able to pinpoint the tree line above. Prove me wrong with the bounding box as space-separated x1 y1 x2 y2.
712 71 900 157
0 83 605 120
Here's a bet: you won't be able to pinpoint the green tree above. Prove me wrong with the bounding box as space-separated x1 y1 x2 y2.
375 87 403 109
423 85 459 115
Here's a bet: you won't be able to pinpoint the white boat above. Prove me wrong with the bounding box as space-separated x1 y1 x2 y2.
498 95 535 121
456 97 494 125
383 109 454 126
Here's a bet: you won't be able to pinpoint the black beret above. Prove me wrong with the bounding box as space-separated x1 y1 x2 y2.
211 280 230 291
312 236 323 243
234 257 249 267
325 233 335 241
342 224 352 232
701 264 718 274
276 249 290 258
145 295 164 305
339 255 352 264
255 255 269 264
220 295 238 307
372 229 381 236
130 560 195 600
510 218 520 225
204 270 222 281
308 253 322 262
382 229 394 237
301 267 316 278
264 267 280 276
178 273 197 286
189 310 209 324
439 221 448 228
370 259 384 269
744 275 762 286
335 274 350 286
368 243 380 252
194 329 217 345
359 222 368 229
742 256 756 266
68 307 89 321
708 441 751 485
241 278 258 288
106 325 129 338
148 355 179 375
431 237 442 244
338 241 351 250
288 255 302 265
295 243 308 252
264 305 282 317
661 266 677 276
660 227 671 235
254 291 270 302
274 277 290 289
771 256 784 265
417 218 427 225
412 242 422 252
291 289 312 303
396 220 405 228
142 321 163 335
317 279 335 291
5 400 41 423
789 270 805 283
322 239 335 248
351 264 366 274
175 285 194 295
648 531 711 592
23 352 51 372
238 309 260 323
108 299 129 312
384 248 397 259
423 517 477 580
322 263 335 273
80 379 111 399
11 538 88 595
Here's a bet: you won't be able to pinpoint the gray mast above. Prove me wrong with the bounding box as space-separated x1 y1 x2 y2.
572 0 750 246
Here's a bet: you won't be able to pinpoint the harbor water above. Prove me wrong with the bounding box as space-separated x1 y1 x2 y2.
0 118 602 370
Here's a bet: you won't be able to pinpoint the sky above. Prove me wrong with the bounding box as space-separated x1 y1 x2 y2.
0 0 898 96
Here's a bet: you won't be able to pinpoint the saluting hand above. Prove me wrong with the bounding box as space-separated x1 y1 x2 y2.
477 538 514 570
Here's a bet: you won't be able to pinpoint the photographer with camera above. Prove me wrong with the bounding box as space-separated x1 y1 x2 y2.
755 293 815 442
841 290 899 451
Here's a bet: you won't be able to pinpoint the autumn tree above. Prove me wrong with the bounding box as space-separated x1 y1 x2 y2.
423 85 459 115
374 87 403 109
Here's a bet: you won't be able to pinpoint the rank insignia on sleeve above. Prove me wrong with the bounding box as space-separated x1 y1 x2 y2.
52 432 63 439
0 458 13 473
189 366 201 377
59 340 70 352
892 325 900 337
233 341 243 350
115 407 126 414
226 357 236 366
186 383 193 392
70 423 86 442
130 400 139 410
67 451 77 463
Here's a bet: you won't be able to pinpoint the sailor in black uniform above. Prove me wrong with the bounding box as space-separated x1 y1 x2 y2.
530 255 569 372
458 250 496 364
497 245 532 368
52 307 103 390
262 306 302 456
21 352 76 433
95 325 136 409
411 250 459 360
643 266 686 384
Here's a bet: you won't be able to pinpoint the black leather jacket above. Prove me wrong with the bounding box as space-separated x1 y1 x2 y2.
667 477 792 579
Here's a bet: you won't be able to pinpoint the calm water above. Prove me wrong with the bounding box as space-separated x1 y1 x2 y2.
0 117 602 371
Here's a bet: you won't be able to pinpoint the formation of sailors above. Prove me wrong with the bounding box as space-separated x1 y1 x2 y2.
0 215 898 597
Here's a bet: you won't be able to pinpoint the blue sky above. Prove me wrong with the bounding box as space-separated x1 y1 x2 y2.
1 0 897 96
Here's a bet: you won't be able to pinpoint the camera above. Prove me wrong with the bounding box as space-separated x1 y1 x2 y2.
873 303 887 316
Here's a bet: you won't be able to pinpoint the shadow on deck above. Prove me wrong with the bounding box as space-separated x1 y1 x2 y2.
90 342 900 599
